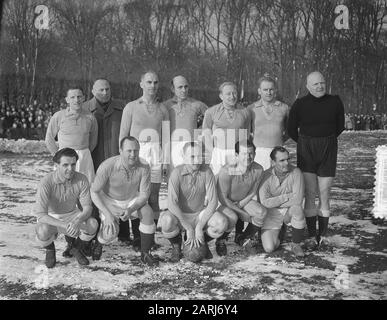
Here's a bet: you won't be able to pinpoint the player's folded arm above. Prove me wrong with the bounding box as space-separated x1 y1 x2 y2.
259 182 289 208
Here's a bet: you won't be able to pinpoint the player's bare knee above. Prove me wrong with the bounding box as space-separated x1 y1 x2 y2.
262 241 276 253
209 211 229 234
139 204 154 219
160 212 177 232
86 218 99 234
35 223 53 240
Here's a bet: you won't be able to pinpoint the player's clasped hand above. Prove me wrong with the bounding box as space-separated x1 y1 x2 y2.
194 225 205 245
66 221 80 238
120 209 131 221
184 226 203 249
104 214 117 238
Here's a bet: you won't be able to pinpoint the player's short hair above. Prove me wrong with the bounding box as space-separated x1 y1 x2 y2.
141 70 158 82
93 78 110 86
257 75 277 89
66 86 84 97
219 82 237 94
182 141 200 154
120 136 140 150
53 148 79 164
171 75 187 89
270 146 289 161
235 139 256 154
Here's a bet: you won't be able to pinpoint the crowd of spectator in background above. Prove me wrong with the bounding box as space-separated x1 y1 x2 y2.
0 99 64 140
345 113 387 131
1 99 387 141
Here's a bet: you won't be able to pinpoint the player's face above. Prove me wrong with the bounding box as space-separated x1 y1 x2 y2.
56 156 77 180
140 73 159 97
120 140 140 166
220 85 238 108
65 89 84 111
92 80 111 103
173 77 189 100
272 151 290 174
306 73 326 98
183 145 202 171
258 81 276 103
237 146 255 167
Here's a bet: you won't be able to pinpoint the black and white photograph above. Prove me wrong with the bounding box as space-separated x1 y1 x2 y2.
0 0 386 303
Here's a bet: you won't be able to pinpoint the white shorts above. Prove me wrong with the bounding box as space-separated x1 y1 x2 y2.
254 147 273 170
75 148 95 183
139 141 162 183
97 191 139 244
262 207 288 230
98 191 139 220
158 209 206 239
262 206 306 230
35 209 96 247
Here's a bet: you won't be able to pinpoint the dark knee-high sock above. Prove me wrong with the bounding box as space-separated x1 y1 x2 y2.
318 216 329 237
65 235 75 245
235 219 244 235
118 220 130 239
140 232 154 252
44 242 55 250
217 231 230 241
279 224 287 243
91 204 101 240
243 223 260 238
204 233 213 243
168 234 182 246
305 216 317 238
292 228 304 244
131 218 140 240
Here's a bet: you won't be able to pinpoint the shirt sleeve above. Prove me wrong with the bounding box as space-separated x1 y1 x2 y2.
90 161 110 193
258 177 288 208
248 106 255 138
45 113 60 154
198 102 208 115
89 115 98 152
202 108 213 131
335 96 345 137
217 168 232 206
205 169 218 213
287 100 299 142
167 169 181 214
33 178 51 218
245 108 252 137
280 168 304 208
137 165 151 204
119 103 132 146
78 176 92 208
161 103 170 121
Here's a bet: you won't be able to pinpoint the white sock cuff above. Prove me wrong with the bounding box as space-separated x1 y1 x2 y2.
162 228 181 239
319 209 330 217
139 222 156 234
79 231 95 242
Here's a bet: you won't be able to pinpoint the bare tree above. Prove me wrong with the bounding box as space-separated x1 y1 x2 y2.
52 0 114 95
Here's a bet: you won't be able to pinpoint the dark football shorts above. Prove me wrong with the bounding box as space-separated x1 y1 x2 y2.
297 134 338 177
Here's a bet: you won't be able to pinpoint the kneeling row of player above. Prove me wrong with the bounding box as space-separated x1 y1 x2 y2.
34 137 308 269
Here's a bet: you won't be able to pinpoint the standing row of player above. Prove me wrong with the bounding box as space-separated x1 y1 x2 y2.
35 71 344 268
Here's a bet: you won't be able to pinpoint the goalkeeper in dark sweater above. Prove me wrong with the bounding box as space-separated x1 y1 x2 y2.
288 71 345 250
